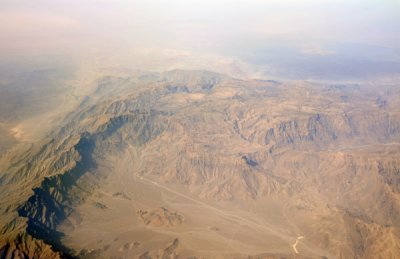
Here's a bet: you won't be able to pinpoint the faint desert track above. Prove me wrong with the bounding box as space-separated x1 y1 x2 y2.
123 143 333 257
327 142 400 152
124 145 297 250
292 236 304 254
133 173 315 255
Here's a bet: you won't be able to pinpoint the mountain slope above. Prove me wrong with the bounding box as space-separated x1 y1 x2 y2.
1 70 400 258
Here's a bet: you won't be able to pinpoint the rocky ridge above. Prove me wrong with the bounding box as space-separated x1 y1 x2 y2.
0 70 399 258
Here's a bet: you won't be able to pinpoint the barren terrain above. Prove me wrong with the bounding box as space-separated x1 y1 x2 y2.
1 70 400 258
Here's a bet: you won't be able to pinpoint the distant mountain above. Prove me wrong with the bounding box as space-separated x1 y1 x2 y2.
1 70 400 258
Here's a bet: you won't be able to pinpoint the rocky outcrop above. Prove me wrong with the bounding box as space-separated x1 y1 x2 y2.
1 70 399 258
0 233 63 259
139 238 179 259
137 208 184 227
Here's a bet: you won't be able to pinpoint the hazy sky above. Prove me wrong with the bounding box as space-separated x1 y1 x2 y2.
1 0 399 80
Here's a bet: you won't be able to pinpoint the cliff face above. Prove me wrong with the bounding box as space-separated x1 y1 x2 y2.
0 70 399 258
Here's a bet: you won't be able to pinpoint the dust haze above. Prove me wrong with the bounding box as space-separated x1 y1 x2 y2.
0 1 400 259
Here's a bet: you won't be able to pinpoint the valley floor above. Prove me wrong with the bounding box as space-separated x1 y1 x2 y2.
60 149 332 258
